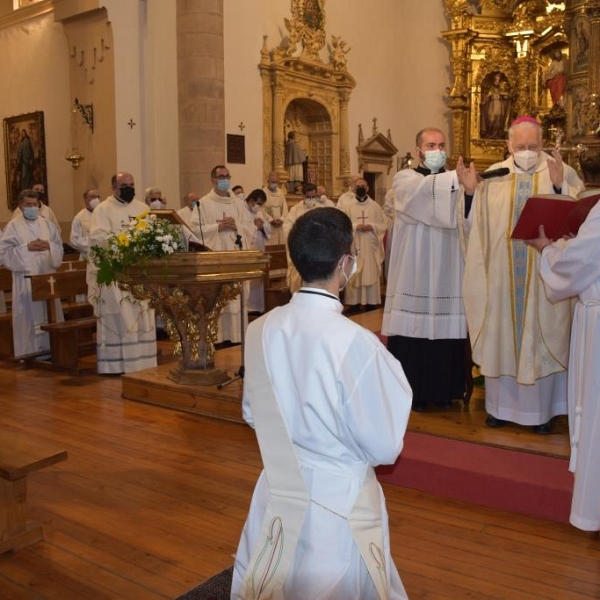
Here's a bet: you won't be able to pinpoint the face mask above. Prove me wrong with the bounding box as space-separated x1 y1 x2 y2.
268 182 278 191
118 186 136 203
149 199 164 209
319 195 328 204
355 186 367 199
513 150 539 172
217 179 230 192
304 197 317 208
236 193 245 201
88 197 100 210
250 204 262 214
23 206 39 220
423 150 446 172
339 254 358 291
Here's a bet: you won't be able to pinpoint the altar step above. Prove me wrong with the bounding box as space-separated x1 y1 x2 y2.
378 430 573 524
121 357 245 424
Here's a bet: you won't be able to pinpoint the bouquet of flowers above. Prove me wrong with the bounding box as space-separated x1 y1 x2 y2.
90 211 185 285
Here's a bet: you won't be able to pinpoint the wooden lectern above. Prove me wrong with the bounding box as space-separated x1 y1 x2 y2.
118 250 268 386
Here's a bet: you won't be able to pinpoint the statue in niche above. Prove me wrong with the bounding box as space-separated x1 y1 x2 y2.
480 72 511 139
285 131 307 192
544 49 567 108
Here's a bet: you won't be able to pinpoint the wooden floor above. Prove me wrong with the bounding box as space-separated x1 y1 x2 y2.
0 315 598 599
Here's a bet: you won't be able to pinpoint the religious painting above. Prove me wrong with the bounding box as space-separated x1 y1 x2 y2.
479 72 512 139
573 15 590 73
3 111 47 211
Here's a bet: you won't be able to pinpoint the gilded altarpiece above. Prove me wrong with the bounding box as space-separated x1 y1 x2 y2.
442 0 571 169
259 0 355 196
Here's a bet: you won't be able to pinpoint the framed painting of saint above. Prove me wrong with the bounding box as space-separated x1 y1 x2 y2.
3 111 47 211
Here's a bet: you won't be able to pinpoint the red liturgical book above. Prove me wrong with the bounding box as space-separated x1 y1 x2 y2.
511 193 600 240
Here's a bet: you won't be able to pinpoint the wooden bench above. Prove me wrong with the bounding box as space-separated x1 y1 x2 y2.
28 269 96 372
264 244 291 312
0 431 67 554
0 267 14 357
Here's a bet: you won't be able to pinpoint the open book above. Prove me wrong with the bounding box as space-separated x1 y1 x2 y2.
510 192 600 240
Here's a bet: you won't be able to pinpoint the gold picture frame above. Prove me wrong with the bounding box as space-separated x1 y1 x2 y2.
3 110 47 211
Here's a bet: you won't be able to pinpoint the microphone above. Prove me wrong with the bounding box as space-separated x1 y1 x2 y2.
480 167 510 180
235 234 243 250
195 201 207 248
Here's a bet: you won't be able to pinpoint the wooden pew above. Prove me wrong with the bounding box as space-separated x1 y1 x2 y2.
263 244 291 312
0 267 14 357
0 431 67 554
28 269 96 372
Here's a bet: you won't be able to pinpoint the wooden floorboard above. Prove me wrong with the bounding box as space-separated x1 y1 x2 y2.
0 311 598 598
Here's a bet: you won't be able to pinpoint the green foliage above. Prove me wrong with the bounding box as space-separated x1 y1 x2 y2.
90 211 185 286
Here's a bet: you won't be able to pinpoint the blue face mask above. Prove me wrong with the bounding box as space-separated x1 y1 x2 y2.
23 206 39 220
423 150 446 173
217 179 230 192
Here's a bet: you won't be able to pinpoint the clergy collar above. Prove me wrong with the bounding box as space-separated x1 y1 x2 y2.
415 165 446 176
297 287 342 305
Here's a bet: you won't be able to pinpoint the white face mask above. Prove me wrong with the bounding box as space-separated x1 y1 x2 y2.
339 254 358 291
88 196 100 210
513 150 540 172
236 193 245 201
423 150 446 172
304 197 318 208
150 199 165 209
250 204 262 214
319 195 328 204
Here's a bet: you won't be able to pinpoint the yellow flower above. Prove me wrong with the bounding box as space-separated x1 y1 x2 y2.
117 232 130 247
135 219 149 231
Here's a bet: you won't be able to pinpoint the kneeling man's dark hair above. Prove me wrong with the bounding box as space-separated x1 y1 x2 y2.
288 207 353 283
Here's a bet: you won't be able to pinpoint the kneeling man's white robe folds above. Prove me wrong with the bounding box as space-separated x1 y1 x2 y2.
232 291 412 599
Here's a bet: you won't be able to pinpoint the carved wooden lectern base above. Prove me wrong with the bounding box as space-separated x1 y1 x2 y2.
118 250 268 386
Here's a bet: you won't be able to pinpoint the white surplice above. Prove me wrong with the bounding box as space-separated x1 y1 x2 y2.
69 206 93 258
382 168 467 339
88 196 157 374
539 201 600 530
340 196 386 306
232 290 411 599
243 203 271 313
195 190 254 342
463 153 584 424
262 186 289 246
0 214 64 357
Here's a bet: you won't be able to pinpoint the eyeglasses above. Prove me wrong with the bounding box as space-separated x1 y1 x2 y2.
214 174 231 180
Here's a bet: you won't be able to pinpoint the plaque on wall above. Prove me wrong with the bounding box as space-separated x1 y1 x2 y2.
227 134 246 164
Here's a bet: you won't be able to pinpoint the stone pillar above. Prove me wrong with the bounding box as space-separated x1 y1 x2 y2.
176 0 224 195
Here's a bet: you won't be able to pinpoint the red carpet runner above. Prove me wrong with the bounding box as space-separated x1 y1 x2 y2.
377 431 574 523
